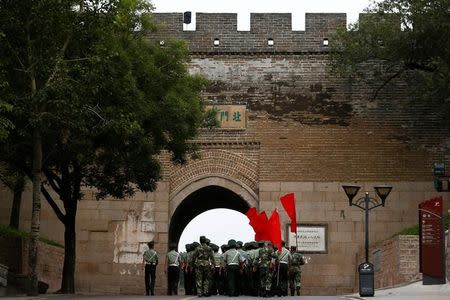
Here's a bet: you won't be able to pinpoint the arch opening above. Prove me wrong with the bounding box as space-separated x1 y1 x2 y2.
169 185 251 246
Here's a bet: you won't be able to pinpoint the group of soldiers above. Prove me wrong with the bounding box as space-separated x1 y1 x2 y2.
143 236 306 297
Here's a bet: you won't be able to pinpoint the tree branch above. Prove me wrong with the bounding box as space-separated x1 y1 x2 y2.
372 67 405 100
404 61 437 72
43 33 72 90
41 185 66 224
43 169 62 195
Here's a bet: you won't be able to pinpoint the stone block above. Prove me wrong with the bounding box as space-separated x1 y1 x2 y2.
78 230 90 242
77 220 109 231
259 181 281 192
330 231 354 243
154 201 169 212
314 182 341 192
155 222 168 233
90 231 113 242
299 191 326 202
280 182 314 192
156 181 169 192
154 212 168 222
99 209 127 221
337 221 355 232
258 191 271 202
154 191 169 202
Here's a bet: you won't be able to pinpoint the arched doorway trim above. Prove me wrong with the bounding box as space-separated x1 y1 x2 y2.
169 175 258 218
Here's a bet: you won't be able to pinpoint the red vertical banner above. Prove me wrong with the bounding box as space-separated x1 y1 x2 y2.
419 196 445 280
280 193 297 233
268 209 282 251
255 211 269 241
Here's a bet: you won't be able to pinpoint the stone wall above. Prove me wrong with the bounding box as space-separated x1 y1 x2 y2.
152 13 346 53
356 235 421 289
0 236 64 293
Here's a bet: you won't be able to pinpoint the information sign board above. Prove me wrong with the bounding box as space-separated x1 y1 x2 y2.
419 196 445 283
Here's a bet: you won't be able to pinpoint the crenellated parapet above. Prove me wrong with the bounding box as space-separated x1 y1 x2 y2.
150 13 347 53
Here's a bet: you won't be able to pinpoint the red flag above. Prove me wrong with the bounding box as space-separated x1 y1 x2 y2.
268 209 282 251
255 212 269 241
245 207 257 220
280 193 297 233
246 207 259 239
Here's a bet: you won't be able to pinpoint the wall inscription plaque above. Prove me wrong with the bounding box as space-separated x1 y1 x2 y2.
287 224 327 253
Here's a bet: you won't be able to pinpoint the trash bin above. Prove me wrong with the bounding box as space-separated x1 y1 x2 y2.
358 262 374 297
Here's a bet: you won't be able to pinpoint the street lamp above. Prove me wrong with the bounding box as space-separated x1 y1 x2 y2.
342 184 392 297
342 185 392 261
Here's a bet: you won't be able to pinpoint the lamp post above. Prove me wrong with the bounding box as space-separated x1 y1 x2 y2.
342 185 392 297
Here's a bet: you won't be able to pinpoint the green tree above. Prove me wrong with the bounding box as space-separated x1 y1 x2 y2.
0 101 13 141
330 0 450 127
0 0 205 294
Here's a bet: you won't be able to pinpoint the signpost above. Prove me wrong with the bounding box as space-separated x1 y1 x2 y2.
419 196 445 285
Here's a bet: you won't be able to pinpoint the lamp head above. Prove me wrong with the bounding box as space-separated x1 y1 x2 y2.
342 185 361 206
374 186 392 206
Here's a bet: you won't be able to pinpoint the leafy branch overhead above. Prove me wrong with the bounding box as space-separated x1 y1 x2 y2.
330 0 450 127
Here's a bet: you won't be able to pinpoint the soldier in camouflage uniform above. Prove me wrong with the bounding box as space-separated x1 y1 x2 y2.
257 241 276 297
142 241 158 296
192 236 215 297
190 241 200 295
289 246 305 296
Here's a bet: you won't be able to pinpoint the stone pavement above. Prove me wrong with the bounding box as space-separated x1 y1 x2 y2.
1 281 449 300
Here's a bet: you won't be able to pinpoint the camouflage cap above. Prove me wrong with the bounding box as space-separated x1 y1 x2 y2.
192 242 200 248
199 236 207 243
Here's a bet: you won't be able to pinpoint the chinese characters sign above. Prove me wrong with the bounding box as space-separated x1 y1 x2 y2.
288 224 327 253
206 105 246 129
419 196 445 279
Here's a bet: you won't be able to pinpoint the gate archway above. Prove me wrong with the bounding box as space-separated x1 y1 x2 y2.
168 176 258 246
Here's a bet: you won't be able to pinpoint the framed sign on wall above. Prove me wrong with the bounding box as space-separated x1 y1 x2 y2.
287 224 328 254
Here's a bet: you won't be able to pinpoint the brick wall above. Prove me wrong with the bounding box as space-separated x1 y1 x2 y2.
356 235 421 289
0 236 64 293
151 13 346 53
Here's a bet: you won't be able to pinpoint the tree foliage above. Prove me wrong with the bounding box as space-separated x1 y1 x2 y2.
0 0 206 293
330 0 450 127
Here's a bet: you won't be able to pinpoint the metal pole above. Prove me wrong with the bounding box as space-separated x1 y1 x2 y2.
364 192 369 262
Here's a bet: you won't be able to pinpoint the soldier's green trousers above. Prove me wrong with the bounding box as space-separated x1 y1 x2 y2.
289 268 301 296
196 265 211 296
259 266 272 296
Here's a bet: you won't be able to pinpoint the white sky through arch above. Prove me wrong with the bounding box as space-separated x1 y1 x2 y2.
178 208 255 252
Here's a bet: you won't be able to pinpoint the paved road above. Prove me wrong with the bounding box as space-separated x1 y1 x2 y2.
1 295 449 300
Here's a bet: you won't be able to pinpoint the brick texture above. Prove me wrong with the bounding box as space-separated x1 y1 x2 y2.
0 236 64 293
356 235 421 289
